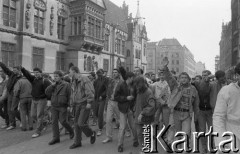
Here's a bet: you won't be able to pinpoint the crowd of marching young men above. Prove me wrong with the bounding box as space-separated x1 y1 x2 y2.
0 57 239 154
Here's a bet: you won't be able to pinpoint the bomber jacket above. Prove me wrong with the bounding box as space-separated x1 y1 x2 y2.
21 67 51 100
45 80 71 107
93 76 108 101
0 62 22 93
13 77 32 99
71 74 95 105
114 80 133 114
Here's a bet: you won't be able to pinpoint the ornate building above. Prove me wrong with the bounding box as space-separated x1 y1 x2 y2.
146 42 158 74
219 22 232 72
157 38 184 75
195 61 206 75
125 1 148 72
183 45 196 78
0 0 136 75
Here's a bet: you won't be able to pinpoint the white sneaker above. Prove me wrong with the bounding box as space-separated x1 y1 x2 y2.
125 131 131 137
32 133 40 138
1 124 8 129
6 126 15 130
97 130 102 136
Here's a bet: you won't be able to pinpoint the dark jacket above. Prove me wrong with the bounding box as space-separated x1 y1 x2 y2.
21 67 51 100
195 80 211 110
0 62 22 93
114 81 133 114
45 80 71 107
94 76 108 101
134 88 156 124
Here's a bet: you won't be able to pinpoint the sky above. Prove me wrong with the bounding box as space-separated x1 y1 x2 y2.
110 0 231 73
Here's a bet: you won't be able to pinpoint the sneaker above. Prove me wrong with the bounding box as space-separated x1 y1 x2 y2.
32 133 40 138
1 124 8 129
69 143 82 149
29 127 33 131
90 131 96 144
114 123 119 129
102 138 112 144
97 129 102 136
92 121 97 126
6 126 15 130
118 145 123 152
21 128 27 131
125 130 131 137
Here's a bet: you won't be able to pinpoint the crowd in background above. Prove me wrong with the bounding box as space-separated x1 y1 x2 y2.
0 58 239 154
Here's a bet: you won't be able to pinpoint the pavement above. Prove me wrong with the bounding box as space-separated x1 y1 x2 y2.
0 118 165 154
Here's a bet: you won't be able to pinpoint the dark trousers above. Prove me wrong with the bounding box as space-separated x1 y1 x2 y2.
19 98 33 129
8 92 21 127
74 104 93 144
93 100 106 130
51 106 73 140
0 99 9 126
198 110 214 151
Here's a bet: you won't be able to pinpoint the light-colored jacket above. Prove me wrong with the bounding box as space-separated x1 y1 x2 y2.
13 77 32 99
213 82 240 148
71 74 95 105
150 80 171 105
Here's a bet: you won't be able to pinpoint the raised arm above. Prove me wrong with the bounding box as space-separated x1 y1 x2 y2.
0 62 13 76
21 67 35 83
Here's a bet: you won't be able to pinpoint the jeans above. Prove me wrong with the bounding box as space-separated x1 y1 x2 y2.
118 110 138 146
198 110 214 151
19 98 33 129
106 100 120 139
173 110 192 139
135 123 144 150
93 100 106 130
51 107 73 140
73 103 93 144
31 98 47 134
0 99 9 126
8 92 21 127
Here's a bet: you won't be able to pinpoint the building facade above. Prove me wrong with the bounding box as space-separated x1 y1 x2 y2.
156 38 184 76
219 22 232 72
195 61 206 75
231 0 240 66
215 55 220 72
183 45 196 78
146 42 158 74
0 0 144 76
125 2 148 73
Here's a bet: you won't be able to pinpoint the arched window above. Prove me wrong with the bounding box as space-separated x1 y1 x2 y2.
87 56 92 72
127 50 130 57
117 58 121 68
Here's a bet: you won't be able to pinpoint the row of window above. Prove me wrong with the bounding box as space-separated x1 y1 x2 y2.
1 42 65 71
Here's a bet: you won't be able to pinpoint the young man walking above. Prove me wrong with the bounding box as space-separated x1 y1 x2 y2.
213 63 240 154
45 70 74 145
93 69 108 136
20 67 51 138
114 72 138 152
102 69 121 144
13 75 33 131
168 72 199 150
69 66 96 149
0 63 22 130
